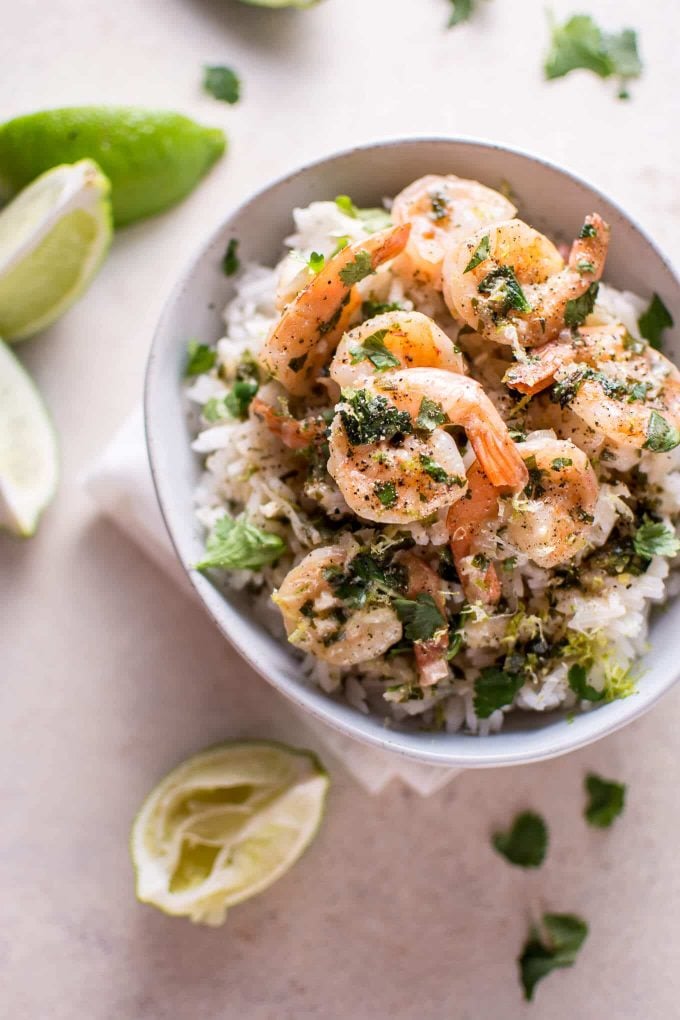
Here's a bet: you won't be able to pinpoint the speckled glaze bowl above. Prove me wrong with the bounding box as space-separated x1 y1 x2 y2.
145 138 680 767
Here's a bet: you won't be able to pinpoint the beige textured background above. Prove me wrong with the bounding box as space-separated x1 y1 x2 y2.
2 0 680 1016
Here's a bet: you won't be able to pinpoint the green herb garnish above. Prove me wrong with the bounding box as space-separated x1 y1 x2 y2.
307 251 325 274
551 457 573 470
544 14 642 98
334 195 391 233
361 299 404 319
463 234 491 273
478 265 532 315
633 520 680 559
335 195 357 217
576 259 595 274
638 293 674 350
474 666 524 719
394 593 447 643
350 329 401 372
643 410 680 453
340 389 412 446
197 515 285 571
430 191 449 220
523 454 546 499
564 282 599 328
203 65 241 104
415 396 449 431
222 238 240 276
374 481 398 508
584 772 626 828
493 811 548 868
567 663 604 703
447 0 475 28
185 340 216 377
579 222 597 239
339 250 374 286
519 913 589 1001
419 454 465 487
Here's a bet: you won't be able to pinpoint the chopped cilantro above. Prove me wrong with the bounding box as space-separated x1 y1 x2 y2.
374 481 398 508
288 353 308 373
357 207 392 232
197 515 285 571
638 293 674 350
519 913 589 1001
643 410 680 453
339 389 412 446
478 265 532 315
567 663 604 703
307 251 325 274
544 14 642 98
463 234 491 274
339 250 374 286
584 773 626 828
492 811 548 868
350 329 401 372
430 191 449 220
332 236 350 256
579 222 598 239
415 396 449 431
419 454 464 487
564 282 599 328
523 454 546 499
576 259 595 274
474 666 524 719
185 340 216 377
335 194 357 217
326 550 407 610
633 520 680 559
361 298 404 319
551 457 573 470
203 65 241 104
393 593 447 643
222 238 240 276
447 0 475 28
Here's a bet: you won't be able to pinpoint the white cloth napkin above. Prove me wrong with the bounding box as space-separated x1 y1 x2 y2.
82 409 459 795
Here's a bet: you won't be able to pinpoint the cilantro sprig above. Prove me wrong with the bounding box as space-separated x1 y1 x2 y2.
197 515 286 572
633 520 680 559
638 293 674 350
350 329 401 372
493 811 548 869
393 593 447 643
519 913 589 1001
544 14 642 99
474 666 524 719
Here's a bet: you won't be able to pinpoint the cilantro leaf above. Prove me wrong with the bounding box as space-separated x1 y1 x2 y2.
474 666 524 719
357 207 392 233
633 520 680 559
374 480 398 508
203 65 241 104
447 0 475 28
638 293 674 350
362 299 404 319
339 250 374 286
567 663 604 703
339 390 412 446
492 811 548 868
419 454 464 487
564 282 599 328
519 913 589 1001
325 549 407 609
393 593 447 643
335 194 357 218
222 238 240 276
478 265 532 314
415 396 449 431
307 251 325 274
544 15 642 98
185 340 216 377
551 457 573 470
643 410 680 453
463 234 491 273
350 329 401 372
584 772 626 828
197 515 286 571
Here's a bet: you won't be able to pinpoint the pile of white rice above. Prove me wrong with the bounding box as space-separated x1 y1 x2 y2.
186 199 680 735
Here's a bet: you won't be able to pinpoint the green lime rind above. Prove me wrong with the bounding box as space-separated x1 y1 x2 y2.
0 160 113 341
0 108 226 226
130 740 329 926
0 338 59 536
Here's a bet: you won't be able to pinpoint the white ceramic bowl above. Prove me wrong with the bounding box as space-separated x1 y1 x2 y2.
145 138 680 767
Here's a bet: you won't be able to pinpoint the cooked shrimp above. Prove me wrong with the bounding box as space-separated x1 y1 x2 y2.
250 396 327 450
443 214 609 347
446 461 502 604
273 546 402 666
505 436 599 568
330 309 466 389
327 418 468 522
391 174 516 290
260 224 410 396
398 551 450 686
508 323 680 450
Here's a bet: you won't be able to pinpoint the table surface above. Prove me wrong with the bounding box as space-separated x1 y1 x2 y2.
3 0 680 1016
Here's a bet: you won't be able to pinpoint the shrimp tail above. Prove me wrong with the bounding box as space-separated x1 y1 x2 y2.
467 417 528 491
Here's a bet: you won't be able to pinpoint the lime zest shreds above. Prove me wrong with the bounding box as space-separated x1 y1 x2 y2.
130 741 329 926
0 339 59 536
0 160 112 341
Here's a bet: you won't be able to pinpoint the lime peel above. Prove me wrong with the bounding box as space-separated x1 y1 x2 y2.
130 741 329 926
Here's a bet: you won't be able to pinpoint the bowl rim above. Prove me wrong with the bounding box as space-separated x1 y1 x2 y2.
145 134 680 767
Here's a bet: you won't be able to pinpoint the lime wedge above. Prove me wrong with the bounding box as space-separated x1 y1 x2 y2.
0 160 112 341
0 339 59 536
0 107 226 226
130 741 329 926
